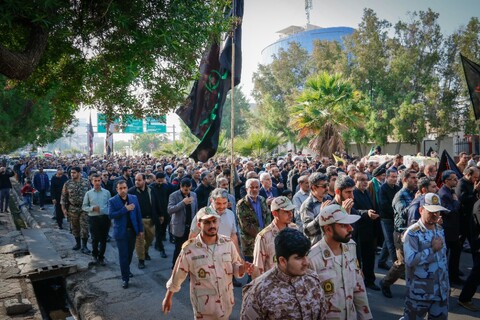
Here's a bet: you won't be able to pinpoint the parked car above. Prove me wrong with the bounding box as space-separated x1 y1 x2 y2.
29 169 57 204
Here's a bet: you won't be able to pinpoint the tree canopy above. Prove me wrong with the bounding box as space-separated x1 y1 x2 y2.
0 0 228 152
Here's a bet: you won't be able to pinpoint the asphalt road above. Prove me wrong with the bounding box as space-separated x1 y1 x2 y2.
28 203 480 320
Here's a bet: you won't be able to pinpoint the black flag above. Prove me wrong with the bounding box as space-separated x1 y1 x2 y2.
435 150 462 188
87 113 94 157
460 54 480 120
176 0 243 162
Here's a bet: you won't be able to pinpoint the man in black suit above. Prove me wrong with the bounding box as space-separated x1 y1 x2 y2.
150 172 174 257
194 171 214 210
353 171 381 291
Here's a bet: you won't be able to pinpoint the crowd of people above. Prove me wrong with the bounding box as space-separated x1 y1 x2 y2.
3 149 480 319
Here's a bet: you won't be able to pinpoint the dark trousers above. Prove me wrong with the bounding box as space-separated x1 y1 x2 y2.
89 215 110 259
459 247 480 302
117 228 137 282
0 188 11 211
446 240 461 280
357 238 377 284
54 200 63 228
172 228 189 267
38 190 47 208
155 221 168 251
383 231 405 286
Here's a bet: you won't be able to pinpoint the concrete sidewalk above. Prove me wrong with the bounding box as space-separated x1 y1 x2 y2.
7 179 480 319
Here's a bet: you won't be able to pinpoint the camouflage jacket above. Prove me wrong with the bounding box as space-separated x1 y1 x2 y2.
236 195 271 258
253 222 297 276
241 266 327 320
60 178 90 212
309 238 372 320
166 234 243 319
403 220 449 301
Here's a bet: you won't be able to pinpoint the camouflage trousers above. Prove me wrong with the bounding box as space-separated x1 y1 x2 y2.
135 218 155 260
68 210 89 239
402 296 448 320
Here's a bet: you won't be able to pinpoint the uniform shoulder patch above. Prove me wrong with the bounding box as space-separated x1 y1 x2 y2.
257 226 271 238
181 238 195 250
408 224 421 233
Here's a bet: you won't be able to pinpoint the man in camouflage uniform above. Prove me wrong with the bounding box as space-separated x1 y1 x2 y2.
309 205 372 320
251 196 297 279
403 193 450 319
61 166 91 253
162 207 245 319
236 178 271 262
241 228 326 319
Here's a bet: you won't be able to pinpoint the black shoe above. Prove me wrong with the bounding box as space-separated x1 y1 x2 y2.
138 260 145 269
122 281 129 289
81 247 91 254
92 257 99 265
145 253 151 261
160 251 167 258
380 280 392 298
5 209 9 213
51 216 57 220
129 272 134 278
377 262 391 270
458 270 465 277
365 282 381 291
106 236 111 242
72 244 81 251
98 258 106 266
169 238 175 244
233 278 242 287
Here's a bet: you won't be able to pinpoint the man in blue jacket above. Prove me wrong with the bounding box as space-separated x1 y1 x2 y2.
109 180 144 289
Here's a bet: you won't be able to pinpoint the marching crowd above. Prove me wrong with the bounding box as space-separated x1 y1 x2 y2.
1 150 480 319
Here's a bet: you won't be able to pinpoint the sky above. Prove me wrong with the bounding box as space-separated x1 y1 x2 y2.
79 0 479 138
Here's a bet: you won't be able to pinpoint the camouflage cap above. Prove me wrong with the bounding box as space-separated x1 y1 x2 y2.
196 207 221 221
271 196 296 212
319 204 360 226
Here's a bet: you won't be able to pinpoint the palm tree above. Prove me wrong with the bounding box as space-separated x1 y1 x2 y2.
290 72 367 156
234 130 284 158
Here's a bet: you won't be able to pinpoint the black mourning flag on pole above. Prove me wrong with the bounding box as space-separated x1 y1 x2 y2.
460 54 480 120
435 150 462 188
176 0 243 162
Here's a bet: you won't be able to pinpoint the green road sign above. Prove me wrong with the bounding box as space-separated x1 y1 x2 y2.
146 116 167 133
122 115 144 133
97 114 121 133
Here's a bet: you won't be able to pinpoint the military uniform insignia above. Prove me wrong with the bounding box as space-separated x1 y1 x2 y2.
323 250 331 258
356 259 360 269
195 241 202 248
273 255 277 263
198 268 206 278
182 239 195 249
322 280 334 294
192 255 206 260
431 195 439 204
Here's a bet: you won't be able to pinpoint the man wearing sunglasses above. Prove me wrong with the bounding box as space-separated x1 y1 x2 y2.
300 172 333 245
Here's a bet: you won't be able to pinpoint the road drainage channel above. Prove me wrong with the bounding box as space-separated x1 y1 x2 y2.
32 276 76 320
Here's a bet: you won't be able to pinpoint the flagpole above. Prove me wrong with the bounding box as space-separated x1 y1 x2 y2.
229 2 236 195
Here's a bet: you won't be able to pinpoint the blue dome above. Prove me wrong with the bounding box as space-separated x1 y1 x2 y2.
261 26 354 64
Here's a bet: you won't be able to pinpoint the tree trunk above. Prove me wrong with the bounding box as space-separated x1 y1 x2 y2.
395 141 402 154
356 143 363 157
0 22 48 80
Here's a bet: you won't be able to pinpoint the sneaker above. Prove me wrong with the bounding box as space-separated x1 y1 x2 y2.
458 300 480 312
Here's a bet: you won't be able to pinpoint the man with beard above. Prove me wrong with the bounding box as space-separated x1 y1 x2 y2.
308 205 372 320
251 196 297 279
403 193 450 319
109 180 144 289
162 207 245 319
51 167 68 229
241 228 327 320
